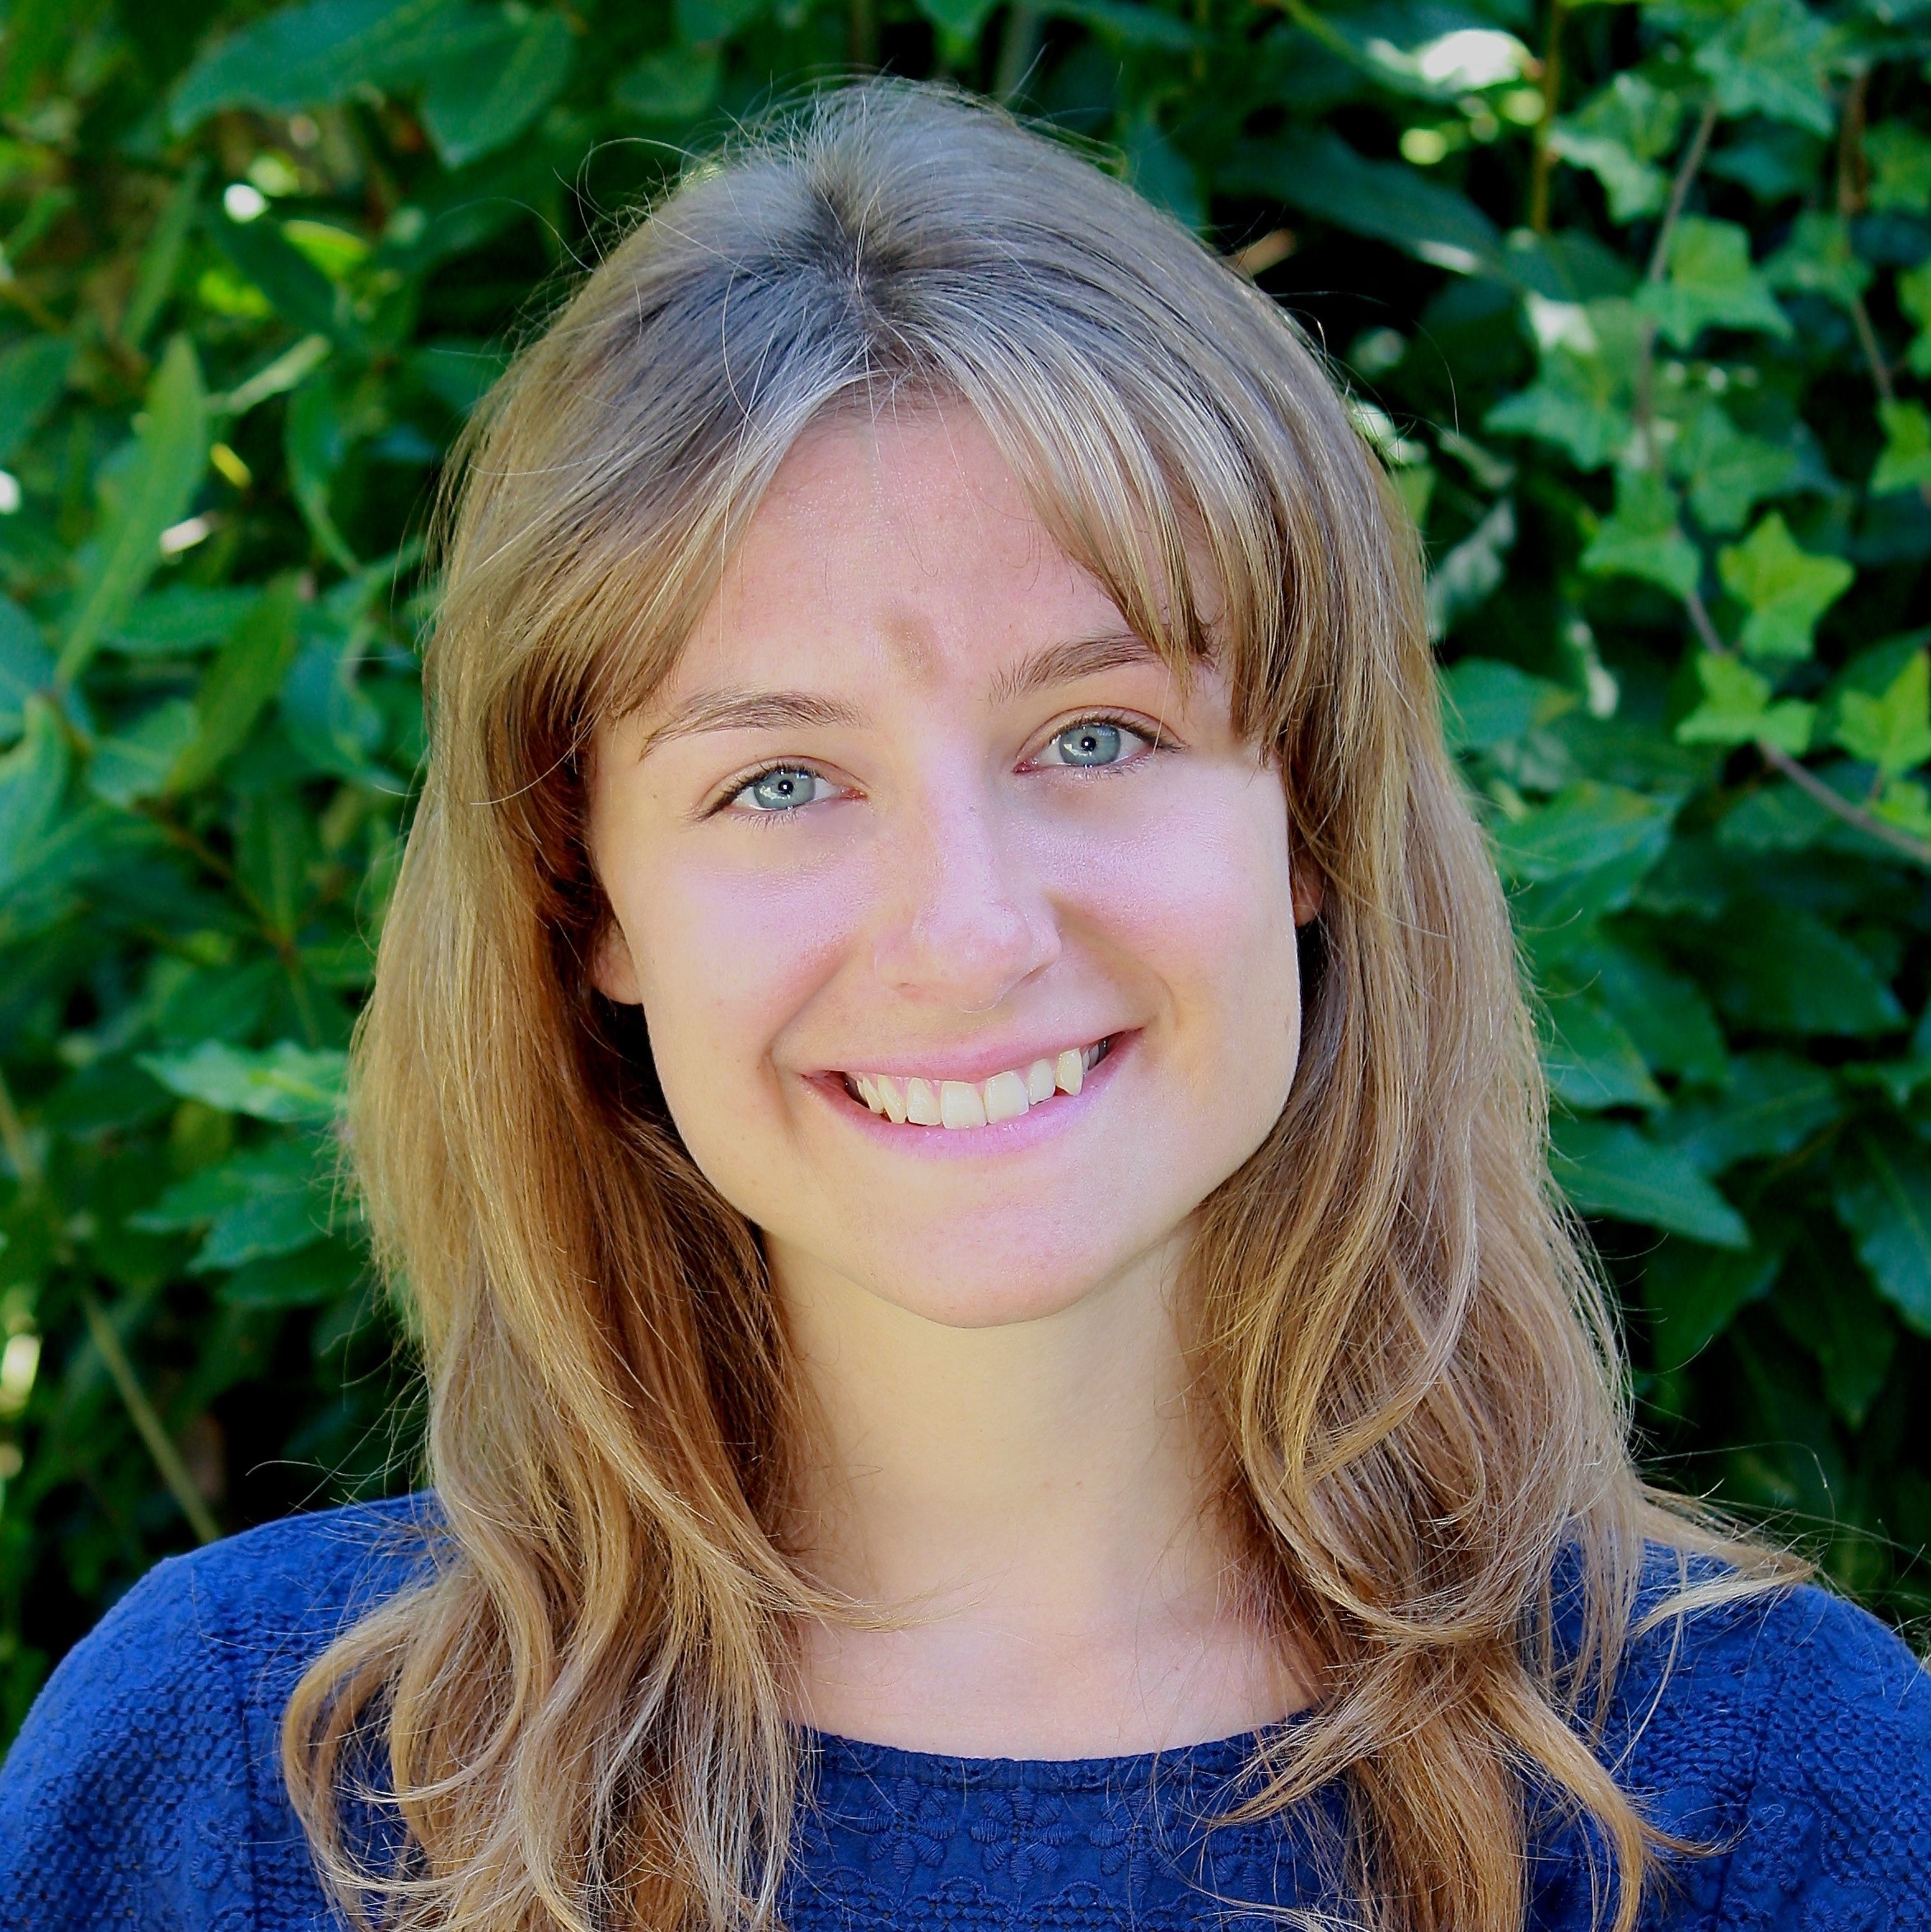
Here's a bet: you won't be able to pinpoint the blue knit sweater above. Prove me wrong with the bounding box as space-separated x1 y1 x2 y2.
1 1495 1927 1930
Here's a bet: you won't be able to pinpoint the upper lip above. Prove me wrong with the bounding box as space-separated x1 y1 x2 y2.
816 1031 1119 1086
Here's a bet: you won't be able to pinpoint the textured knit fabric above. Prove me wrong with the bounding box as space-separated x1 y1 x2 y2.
2 1495 1928 1930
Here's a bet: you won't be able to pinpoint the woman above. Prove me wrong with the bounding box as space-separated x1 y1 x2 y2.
1 80 1924 1932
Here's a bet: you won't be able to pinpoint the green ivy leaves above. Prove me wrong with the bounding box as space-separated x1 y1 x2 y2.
1718 513 1854 662
1639 218 1790 348
1676 653 1814 754
2 0 1931 1715
170 0 578 168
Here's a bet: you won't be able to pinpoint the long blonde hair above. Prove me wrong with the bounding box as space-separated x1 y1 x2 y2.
285 79 1793 1932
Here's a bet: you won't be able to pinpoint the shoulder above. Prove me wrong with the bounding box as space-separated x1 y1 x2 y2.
0 1493 437 1932
1611 1565 1931 1928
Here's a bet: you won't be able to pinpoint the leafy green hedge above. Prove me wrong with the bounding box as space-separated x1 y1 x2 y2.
2 0 1929 1740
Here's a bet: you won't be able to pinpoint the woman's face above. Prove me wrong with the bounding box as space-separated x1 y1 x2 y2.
587 409 1318 1329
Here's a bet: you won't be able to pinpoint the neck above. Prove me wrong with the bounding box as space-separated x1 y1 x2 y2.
774 1233 1300 1756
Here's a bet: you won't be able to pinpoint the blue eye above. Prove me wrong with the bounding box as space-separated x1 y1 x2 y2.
735 766 832 812
1042 720 1139 767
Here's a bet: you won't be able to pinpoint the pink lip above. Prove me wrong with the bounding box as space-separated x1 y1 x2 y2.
812 1031 1120 1088
807 1031 1134 1152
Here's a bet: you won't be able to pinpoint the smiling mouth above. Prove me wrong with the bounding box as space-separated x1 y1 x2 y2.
839 1038 1114 1130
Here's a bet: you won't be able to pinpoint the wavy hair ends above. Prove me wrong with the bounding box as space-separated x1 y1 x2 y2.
283 78 1798 1932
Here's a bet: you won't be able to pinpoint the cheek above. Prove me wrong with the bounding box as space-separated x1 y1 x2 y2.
620 845 865 1100
1064 767 1302 1050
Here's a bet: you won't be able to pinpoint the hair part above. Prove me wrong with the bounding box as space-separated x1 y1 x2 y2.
286 78 1798 1932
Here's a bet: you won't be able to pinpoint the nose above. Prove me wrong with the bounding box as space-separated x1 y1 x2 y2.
872 784 1061 1012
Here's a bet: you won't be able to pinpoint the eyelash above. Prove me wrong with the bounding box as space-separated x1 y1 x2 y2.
709 713 1167 821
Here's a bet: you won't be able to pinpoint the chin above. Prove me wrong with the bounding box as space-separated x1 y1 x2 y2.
844 1216 1184 1331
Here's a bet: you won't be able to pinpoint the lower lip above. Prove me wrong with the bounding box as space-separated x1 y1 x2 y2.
808 1034 1134 1155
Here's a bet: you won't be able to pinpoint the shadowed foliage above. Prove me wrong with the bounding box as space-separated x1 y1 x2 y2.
0 0 1928 1742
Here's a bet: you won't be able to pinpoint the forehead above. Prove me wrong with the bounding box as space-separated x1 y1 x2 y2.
646 407 1137 709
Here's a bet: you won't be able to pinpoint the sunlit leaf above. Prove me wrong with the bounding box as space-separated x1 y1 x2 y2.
1717 512 1853 661
1675 652 1813 755
1832 650 1931 778
138 1040 348 1123
209 211 354 346
1871 401 1931 498
1484 297 1642 470
1901 260 1931 380
57 337 209 684
1548 74 1682 223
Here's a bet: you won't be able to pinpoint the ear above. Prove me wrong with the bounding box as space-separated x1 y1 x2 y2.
589 917 643 1005
1291 854 1324 928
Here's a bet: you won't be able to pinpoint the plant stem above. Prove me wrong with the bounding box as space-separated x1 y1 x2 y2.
133 801 315 978
1836 68 1869 220
80 1289 220 1546
1645 97 1719 287
1528 0 1566 235
1830 73 1931 513
1755 741 1931 868
1682 585 1726 657
1634 97 1720 466
1688 590 1931 868
1849 290 1896 406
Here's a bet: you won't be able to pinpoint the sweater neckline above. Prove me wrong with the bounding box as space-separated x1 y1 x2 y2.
800 1710 1315 1793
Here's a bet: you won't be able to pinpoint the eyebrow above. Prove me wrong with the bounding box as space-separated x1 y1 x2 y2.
638 630 1167 753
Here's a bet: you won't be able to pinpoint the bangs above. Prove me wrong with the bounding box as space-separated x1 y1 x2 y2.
441 89 1365 789
489 330 1298 784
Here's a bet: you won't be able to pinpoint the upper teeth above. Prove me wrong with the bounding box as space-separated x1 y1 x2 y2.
849 1042 1106 1130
